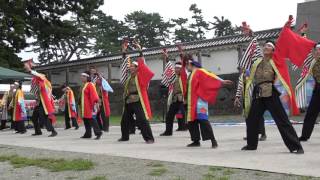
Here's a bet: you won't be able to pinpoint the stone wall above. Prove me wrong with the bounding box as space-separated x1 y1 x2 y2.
296 0 320 42
52 73 241 120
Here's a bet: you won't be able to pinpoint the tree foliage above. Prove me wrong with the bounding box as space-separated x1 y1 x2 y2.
210 16 240 37
124 11 174 48
0 0 103 65
172 18 197 43
189 4 209 40
90 11 128 55
1 2 242 65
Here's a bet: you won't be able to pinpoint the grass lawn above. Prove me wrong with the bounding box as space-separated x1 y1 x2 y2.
1 145 320 180
0 154 94 172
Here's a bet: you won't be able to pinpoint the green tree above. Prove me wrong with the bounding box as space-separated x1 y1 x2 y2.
0 46 23 71
124 11 174 48
210 16 239 37
90 11 128 55
172 18 197 43
0 0 103 65
189 4 209 40
33 16 95 63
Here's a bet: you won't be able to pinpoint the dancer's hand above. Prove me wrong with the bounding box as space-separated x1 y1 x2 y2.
121 38 129 53
234 97 241 108
162 48 168 61
24 63 32 72
285 15 294 27
132 39 141 51
241 21 253 37
222 80 233 85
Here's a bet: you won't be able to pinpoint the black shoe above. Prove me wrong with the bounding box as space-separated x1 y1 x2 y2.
74 127 79 130
118 138 129 142
64 127 71 130
160 132 172 136
32 132 42 136
48 131 57 137
290 148 304 154
259 134 267 141
20 131 27 134
211 139 218 149
81 135 91 139
299 137 308 142
187 141 200 147
95 133 102 140
241 145 257 151
243 137 247 140
146 139 155 144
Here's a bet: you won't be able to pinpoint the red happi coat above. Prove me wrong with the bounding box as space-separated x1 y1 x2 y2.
272 25 316 115
126 57 154 120
81 82 99 119
32 75 55 115
172 56 188 118
100 86 111 117
66 87 77 118
186 68 222 121
179 57 188 98
13 89 27 121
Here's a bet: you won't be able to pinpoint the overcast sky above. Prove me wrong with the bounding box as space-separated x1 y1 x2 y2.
18 0 306 61
102 0 305 30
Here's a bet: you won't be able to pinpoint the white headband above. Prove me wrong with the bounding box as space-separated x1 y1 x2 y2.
266 42 275 49
14 82 19 85
316 44 320 49
81 73 90 77
132 61 138 66
175 64 182 68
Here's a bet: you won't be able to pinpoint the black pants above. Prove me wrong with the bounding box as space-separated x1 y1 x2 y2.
83 118 102 137
14 121 26 133
8 109 14 129
246 94 302 151
177 118 187 130
121 102 154 141
188 120 216 142
31 103 55 134
246 117 266 135
301 83 320 139
258 117 266 135
97 106 109 131
129 115 137 134
0 120 7 130
164 102 185 134
64 105 79 129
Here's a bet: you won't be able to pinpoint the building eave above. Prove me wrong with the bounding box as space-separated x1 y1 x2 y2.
35 27 282 71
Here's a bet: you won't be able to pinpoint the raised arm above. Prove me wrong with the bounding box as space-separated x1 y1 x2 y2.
133 40 154 87
161 48 169 64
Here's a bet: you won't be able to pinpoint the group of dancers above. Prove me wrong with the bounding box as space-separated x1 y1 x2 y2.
0 16 319 154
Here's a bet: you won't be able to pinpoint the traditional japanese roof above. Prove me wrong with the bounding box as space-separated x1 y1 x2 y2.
36 27 281 71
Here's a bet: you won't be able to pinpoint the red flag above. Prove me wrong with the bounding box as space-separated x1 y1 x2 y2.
271 20 315 115
136 57 155 120
274 26 315 67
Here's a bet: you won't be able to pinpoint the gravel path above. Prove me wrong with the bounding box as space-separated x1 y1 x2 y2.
0 145 318 180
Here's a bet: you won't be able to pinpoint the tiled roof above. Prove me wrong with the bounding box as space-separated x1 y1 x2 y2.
36 27 281 70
